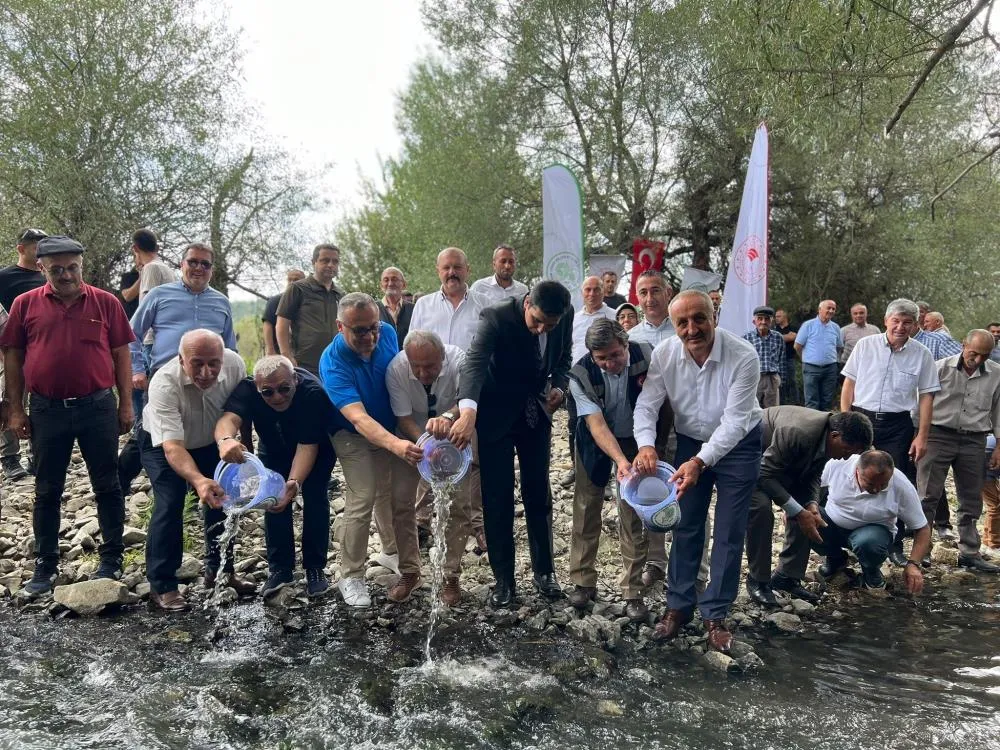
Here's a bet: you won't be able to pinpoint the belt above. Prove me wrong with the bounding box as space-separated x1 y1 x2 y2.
852 406 910 423
932 424 989 437
30 388 114 409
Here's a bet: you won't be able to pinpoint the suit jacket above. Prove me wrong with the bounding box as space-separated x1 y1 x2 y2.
758 406 832 506
458 295 573 442
378 300 414 346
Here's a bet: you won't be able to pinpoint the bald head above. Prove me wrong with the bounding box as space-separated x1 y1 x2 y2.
924 311 944 332
669 289 714 318
961 329 996 373
582 275 603 312
178 329 225 390
817 299 837 322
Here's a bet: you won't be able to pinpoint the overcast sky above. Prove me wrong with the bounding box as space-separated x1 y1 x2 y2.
224 1 435 295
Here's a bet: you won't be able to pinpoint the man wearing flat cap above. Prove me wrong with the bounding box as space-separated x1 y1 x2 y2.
743 305 785 408
0 236 136 597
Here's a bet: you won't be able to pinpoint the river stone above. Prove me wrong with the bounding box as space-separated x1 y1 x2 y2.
736 652 765 672
53 579 130 615
176 554 201 581
566 616 603 644
704 650 739 673
0 559 15 574
931 546 960 566
122 526 147 546
0 572 23 590
940 570 977 587
64 545 84 561
789 598 816 615
596 699 624 716
765 612 802 632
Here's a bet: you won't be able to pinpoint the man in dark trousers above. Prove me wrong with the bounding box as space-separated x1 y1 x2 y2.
449 281 573 608
744 407 873 606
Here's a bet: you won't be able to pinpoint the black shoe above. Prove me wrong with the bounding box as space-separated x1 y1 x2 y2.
417 526 432 551
22 559 57 598
861 568 886 589
770 572 821 604
490 579 516 608
532 572 565 599
261 569 294 597
818 557 848 579
920 554 932 569
1 456 27 481
958 555 1000 573
745 576 779 607
94 558 122 580
305 568 330 597
888 543 907 567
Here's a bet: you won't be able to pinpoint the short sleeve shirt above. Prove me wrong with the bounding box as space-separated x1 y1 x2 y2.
795 318 843 366
143 349 247 448
276 277 343 374
0 265 45 314
319 322 399 433
821 454 928 533
569 356 634 438
139 259 176 298
119 270 140 319
0 284 136 399
223 368 335 464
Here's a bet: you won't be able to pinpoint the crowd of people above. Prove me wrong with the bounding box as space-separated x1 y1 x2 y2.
1 226 998 657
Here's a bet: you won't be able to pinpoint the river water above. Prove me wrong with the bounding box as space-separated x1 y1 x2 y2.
0 579 997 749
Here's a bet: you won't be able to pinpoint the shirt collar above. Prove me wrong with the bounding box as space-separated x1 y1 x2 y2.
881 333 910 350
954 355 985 376
438 288 469 304
642 316 671 331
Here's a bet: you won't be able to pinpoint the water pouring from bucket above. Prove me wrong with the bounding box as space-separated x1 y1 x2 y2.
214 452 287 514
617 460 682 532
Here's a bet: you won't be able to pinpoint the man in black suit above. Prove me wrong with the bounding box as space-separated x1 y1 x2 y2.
449 281 574 607
377 266 414 344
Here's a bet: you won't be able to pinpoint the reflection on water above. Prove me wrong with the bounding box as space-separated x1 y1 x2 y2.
0 581 997 749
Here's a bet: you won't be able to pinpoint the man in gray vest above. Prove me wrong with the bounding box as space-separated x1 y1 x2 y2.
567 319 657 621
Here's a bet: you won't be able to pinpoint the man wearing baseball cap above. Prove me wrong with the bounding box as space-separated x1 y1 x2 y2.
742 305 785 408
0 236 136 597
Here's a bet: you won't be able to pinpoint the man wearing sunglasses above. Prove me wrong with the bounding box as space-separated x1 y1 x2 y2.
215 355 337 598
320 293 423 608
0 228 48 481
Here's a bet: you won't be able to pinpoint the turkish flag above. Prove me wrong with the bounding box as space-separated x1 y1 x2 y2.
628 238 665 304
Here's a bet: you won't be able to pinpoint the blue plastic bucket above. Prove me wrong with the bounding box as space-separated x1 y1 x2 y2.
617 461 682 532
214 452 286 514
416 433 472 485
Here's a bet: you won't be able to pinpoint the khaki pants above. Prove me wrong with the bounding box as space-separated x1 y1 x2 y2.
757 373 780 408
982 477 1000 549
416 434 483 534
569 442 646 599
916 427 987 557
333 430 420 578
396 460 472 577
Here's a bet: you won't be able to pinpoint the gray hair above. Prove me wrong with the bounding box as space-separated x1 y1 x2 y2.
965 329 995 348
178 329 224 354
668 289 713 316
925 311 945 326
337 292 378 322
585 318 629 352
253 355 294 379
858 449 894 475
403 329 445 357
884 298 919 320
381 266 405 280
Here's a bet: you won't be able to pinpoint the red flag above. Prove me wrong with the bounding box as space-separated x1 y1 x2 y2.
628 238 665 303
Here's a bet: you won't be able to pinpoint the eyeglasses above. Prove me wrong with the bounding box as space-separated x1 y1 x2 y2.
347 325 380 338
185 258 213 270
45 263 81 277
259 384 293 398
19 228 48 243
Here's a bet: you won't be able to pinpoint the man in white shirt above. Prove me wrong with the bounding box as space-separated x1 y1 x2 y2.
841 298 940 565
559 276 617 487
632 290 763 654
409 247 485 351
386 330 477 605
628 270 675 346
814 451 929 593
469 245 529 304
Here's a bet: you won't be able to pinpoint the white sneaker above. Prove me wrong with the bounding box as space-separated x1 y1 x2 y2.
374 552 400 576
337 577 371 607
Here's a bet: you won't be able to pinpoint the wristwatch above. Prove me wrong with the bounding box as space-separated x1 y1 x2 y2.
441 411 457 422
904 559 920 569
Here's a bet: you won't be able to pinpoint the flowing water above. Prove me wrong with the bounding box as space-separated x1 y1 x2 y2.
423 479 455 663
0 579 997 748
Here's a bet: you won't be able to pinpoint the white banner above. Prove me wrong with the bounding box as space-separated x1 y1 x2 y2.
587 254 627 284
718 124 769 335
542 164 585 310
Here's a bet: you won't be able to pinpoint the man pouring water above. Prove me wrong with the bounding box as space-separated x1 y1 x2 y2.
215 355 338 599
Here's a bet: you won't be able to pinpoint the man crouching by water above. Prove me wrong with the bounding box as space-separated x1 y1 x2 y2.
813 450 929 594
141 329 253 612
215 355 337 599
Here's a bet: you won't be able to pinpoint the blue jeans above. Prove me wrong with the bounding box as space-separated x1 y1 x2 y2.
802 362 838 411
667 424 762 621
812 509 892 582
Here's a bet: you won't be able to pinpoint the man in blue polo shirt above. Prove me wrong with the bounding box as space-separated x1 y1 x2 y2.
215 355 338 598
319 292 423 608
795 299 843 411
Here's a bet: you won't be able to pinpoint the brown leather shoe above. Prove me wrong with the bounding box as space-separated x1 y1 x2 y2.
706 619 733 654
641 564 665 587
150 590 189 612
206 569 257 597
387 573 422 603
652 608 692 640
568 585 597 609
473 528 489 556
625 598 648 622
440 577 462 607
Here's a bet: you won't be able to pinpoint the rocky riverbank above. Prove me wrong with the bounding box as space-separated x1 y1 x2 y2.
0 414 988 675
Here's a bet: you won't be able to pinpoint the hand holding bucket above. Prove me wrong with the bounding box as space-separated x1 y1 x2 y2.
617 461 682 532
416 433 472 485
213 452 287 514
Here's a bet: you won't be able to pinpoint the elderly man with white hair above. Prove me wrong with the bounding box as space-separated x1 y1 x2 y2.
386 329 475 606
215 355 338 598
140 329 250 611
